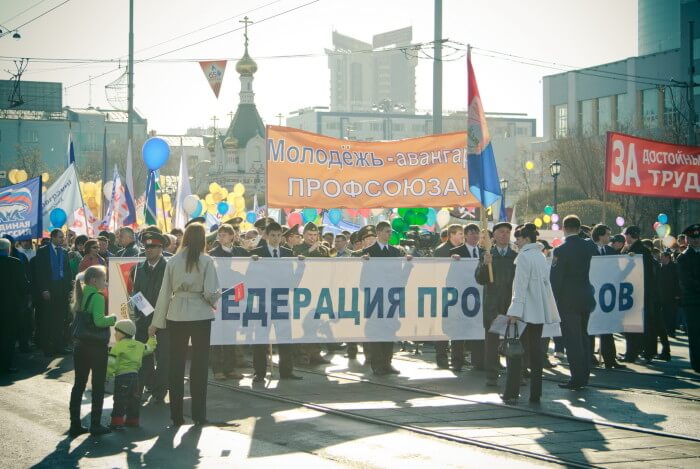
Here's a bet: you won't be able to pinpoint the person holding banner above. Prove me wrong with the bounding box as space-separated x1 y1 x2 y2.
476 222 517 386
551 216 596 390
33 229 73 357
677 224 700 373
362 220 407 376
149 222 221 427
250 221 302 381
503 224 560 405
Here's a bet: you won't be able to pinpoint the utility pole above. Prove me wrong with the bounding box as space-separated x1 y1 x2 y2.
686 21 697 227
432 0 442 135
127 0 134 168
276 113 284 126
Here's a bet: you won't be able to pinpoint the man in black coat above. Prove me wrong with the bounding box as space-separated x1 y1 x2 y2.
590 224 626 369
250 222 302 382
362 220 406 375
658 250 681 340
475 222 516 386
678 224 700 372
116 227 141 257
130 231 169 400
622 225 659 363
550 215 596 390
452 223 484 370
33 229 72 356
433 224 466 369
0 239 29 373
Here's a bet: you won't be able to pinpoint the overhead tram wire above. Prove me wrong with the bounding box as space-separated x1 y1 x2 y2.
0 0 51 25
7 0 72 32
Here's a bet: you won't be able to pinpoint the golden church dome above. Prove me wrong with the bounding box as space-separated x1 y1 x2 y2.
235 48 258 75
223 136 239 149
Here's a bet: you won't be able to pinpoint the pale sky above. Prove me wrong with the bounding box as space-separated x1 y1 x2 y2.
0 0 638 136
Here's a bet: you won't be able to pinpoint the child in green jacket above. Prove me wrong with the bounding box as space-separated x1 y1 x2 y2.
108 319 156 428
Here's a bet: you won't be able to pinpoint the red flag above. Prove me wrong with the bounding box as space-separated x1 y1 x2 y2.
233 282 245 302
199 61 227 98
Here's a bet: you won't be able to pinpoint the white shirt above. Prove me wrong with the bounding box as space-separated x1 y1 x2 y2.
267 244 281 257
376 241 388 251
466 243 479 258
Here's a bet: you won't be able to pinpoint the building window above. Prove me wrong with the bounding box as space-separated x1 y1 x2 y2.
392 122 405 131
554 104 567 138
663 88 680 127
22 129 39 143
615 93 629 127
598 96 612 134
578 99 594 134
642 88 658 128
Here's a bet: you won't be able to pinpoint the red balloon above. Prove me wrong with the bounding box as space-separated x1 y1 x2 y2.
287 212 302 226
358 208 370 218
347 208 359 217
284 208 293 215
551 238 563 248
653 222 660 230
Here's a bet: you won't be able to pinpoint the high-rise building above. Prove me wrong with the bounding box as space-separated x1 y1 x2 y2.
326 27 417 113
638 0 696 55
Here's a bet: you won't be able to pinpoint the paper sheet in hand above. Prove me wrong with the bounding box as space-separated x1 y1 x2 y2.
131 292 154 316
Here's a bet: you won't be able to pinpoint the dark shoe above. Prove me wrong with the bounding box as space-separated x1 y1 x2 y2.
499 394 518 405
171 418 185 427
436 358 450 369
373 369 389 376
309 355 331 365
656 353 671 361
528 397 541 405
253 375 265 383
68 424 89 437
558 382 585 390
643 357 654 364
605 362 628 369
386 366 400 375
280 373 303 380
621 355 636 363
89 424 112 436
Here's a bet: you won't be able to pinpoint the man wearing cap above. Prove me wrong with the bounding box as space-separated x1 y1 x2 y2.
249 222 303 381
622 225 658 363
678 224 700 372
207 225 247 380
475 221 517 385
294 222 331 365
282 224 302 250
117 227 141 257
610 234 626 254
129 231 170 401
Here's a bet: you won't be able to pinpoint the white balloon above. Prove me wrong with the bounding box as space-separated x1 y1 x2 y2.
370 208 384 216
182 194 200 215
102 181 114 199
436 209 451 228
662 235 675 248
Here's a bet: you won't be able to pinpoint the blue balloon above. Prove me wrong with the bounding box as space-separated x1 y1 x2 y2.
49 208 67 227
657 213 668 224
217 201 229 216
191 200 203 218
302 208 317 224
426 208 437 226
142 137 170 171
246 211 256 223
328 208 342 226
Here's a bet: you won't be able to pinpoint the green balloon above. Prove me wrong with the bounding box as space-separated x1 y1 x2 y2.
544 205 554 216
398 208 409 218
402 209 415 221
414 207 428 215
391 217 407 232
413 213 428 225
389 231 401 245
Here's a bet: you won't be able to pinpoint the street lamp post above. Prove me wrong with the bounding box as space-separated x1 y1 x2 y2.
549 159 561 215
499 178 508 219
372 99 406 140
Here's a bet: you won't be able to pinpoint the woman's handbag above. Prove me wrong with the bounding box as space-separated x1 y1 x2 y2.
71 292 109 344
499 321 525 358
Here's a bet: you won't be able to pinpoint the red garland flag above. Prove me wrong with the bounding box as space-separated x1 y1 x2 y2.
605 131 700 199
199 61 227 98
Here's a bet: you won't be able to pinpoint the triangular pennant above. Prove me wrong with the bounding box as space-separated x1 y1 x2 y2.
199 61 227 98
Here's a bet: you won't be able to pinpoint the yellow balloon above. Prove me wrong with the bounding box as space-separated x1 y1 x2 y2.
42 186 47 193
16 170 28 182
205 193 215 205
209 182 221 194
226 193 237 204
233 183 245 197
525 161 535 171
219 188 228 199
42 172 50 183
542 214 551 223
8 169 17 183
234 196 245 212
162 193 171 204
534 218 543 228
207 203 217 214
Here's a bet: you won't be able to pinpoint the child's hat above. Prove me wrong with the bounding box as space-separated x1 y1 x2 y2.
115 319 136 337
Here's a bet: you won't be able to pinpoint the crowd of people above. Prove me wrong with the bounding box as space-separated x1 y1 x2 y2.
0 213 698 434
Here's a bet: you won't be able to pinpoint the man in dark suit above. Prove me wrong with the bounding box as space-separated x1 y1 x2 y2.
677 224 700 372
658 250 681 341
551 215 596 390
433 224 466 369
476 222 516 386
362 220 406 375
116 227 141 257
590 224 627 369
33 229 72 356
0 239 28 373
451 223 484 370
250 222 302 382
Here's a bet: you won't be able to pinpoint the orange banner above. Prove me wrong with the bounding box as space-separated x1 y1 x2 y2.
266 126 478 209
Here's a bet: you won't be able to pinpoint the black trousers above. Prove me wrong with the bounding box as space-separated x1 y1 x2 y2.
69 340 108 426
0 318 16 371
253 344 294 378
211 345 239 375
644 308 670 359
112 373 141 422
17 306 33 350
599 334 617 366
686 305 700 372
434 340 465 369
37 287 70 354
560 310 591 387
661 300 678 337
484 332 500 379
370 342 394 372
168 319 211 423
504 323 543 400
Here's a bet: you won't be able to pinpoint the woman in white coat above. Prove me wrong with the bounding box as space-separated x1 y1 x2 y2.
502 223 561 405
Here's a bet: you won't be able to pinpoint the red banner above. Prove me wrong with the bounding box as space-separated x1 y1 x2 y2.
605 131 700 199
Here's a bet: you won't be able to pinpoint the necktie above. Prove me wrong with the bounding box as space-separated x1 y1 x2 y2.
600 247 605 256
273 249 278 258
500 248 505 257
383 246 388 253
472 248 477 258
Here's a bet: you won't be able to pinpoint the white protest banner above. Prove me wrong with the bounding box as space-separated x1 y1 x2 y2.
109 256 643 345
42 163 82 231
